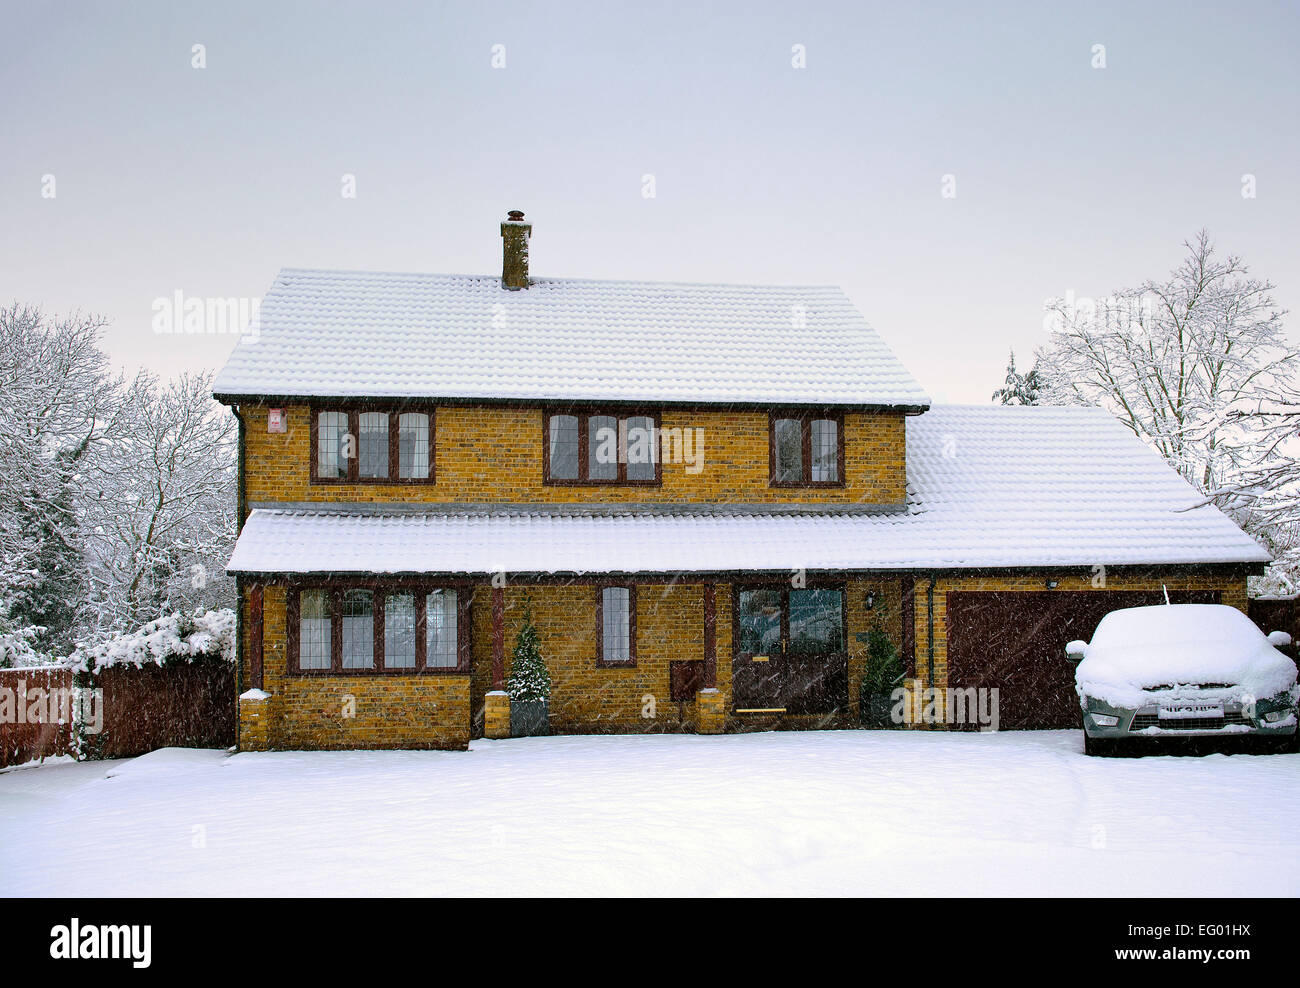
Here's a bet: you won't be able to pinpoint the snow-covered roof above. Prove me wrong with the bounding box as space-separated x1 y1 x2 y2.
226 405 1269 575
211 269 930 407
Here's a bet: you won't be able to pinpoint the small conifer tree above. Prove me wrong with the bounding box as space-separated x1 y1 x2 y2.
506 602 551 703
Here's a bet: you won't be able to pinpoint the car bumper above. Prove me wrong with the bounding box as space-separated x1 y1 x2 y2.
1081 700 1298 739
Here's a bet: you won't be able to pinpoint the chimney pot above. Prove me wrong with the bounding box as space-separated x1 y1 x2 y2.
500 209 532 290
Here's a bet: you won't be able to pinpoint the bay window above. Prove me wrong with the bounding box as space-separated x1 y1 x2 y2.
289 584 468 673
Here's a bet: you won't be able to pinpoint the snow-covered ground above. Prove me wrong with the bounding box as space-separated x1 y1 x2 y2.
1 730 1297 896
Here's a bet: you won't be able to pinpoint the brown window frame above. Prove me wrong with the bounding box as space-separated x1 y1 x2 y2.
287 582 471 675
595 584 638 668
768 410 846 488
309 404 437 485
542 408 663 486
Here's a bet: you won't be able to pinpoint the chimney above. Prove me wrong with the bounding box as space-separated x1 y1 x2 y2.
500 209 532 290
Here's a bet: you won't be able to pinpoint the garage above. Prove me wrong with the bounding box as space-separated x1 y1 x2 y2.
946 590 1221 730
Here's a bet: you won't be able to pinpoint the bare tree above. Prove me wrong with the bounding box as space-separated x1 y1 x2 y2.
1037 231 1296 494
81 372 236 631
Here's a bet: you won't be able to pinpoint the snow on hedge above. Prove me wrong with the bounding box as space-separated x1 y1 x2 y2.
0 620 51 669
68 608 235 674
1074 604 1299 709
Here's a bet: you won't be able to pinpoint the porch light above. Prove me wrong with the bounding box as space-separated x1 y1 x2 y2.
864 590 877 611
1045 579 1059 589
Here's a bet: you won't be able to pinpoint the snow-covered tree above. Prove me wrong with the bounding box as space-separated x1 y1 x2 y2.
506 603 551 702
1035 233 1298 590
1036 231 1296 494
0 304 237 653
81 371 236 632
991 349 1042 405
0 305 129 653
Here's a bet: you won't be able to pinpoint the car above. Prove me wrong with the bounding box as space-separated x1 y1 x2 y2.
1068 603 1299 756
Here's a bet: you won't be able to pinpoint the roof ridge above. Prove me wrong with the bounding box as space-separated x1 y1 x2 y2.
273 267 850 292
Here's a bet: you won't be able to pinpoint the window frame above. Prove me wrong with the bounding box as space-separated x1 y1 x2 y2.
309 404 437 485
595 584 638 668
767 410 846 488
287 581 471 675
542 408 663 487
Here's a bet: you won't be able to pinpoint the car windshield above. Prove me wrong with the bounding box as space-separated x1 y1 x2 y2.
1090 604 1263 651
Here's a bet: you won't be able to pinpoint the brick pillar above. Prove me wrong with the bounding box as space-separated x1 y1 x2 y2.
485 691 511 739
491 586 505 690
239 689 274 751
702 583 717 689
696 688 725 735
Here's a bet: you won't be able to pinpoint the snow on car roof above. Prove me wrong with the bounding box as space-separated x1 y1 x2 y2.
1090 604 1263 648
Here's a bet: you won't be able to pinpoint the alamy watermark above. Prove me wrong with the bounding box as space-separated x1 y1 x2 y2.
892 680 1000 731
0 678 103 734
1042 289 1155 335
590 421 706 474
151 290 260 340
50 918 151 968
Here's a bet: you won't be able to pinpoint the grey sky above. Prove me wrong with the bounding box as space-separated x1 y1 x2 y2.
2 0 1296 402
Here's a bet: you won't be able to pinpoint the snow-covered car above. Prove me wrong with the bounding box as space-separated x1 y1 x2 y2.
1068 603 1299 755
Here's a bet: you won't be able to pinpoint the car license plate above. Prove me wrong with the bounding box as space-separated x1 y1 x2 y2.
1158 701 1224 720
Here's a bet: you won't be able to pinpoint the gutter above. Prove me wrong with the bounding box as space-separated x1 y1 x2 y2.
235 405 247 530
211 392 932 416
233 406 246 749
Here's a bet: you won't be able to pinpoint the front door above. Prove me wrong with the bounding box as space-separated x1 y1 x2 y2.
733 585 848 715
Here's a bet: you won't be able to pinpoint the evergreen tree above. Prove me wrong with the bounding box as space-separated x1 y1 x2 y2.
506 602 551 702
992 349 1042 405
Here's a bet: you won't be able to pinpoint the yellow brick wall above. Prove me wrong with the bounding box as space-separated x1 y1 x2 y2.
247 585 471 751
466 578 904 735
470 583 708 734
240 572 1249 746
240 404 907 505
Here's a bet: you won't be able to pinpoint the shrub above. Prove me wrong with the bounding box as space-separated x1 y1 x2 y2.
506 603 551 703
859 627 903 697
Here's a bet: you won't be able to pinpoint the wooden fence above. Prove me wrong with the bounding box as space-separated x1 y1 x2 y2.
0 661 235 769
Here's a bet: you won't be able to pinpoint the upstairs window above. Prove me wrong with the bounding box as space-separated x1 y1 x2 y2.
544 410 661 485
310 407 435 484
769 412 843 487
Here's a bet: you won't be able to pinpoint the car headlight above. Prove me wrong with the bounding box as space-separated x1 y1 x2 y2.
1264 710 1291 723
1091 713 1120 727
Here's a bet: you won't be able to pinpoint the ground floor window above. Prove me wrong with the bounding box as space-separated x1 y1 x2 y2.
597 585 637 667
288 585 468 674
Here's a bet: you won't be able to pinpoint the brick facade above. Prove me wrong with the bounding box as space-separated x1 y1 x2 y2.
232 399 1252 750
240 403 907 506
241 585 472 750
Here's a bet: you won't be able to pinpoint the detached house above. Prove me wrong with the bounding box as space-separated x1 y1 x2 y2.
214 211 1269 751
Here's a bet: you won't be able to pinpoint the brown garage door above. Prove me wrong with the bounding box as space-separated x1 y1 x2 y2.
946 590 1220 730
